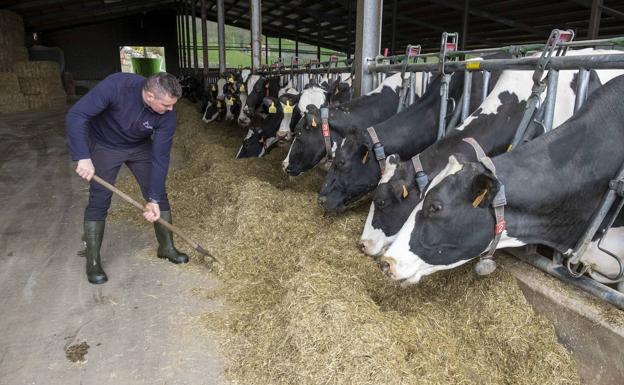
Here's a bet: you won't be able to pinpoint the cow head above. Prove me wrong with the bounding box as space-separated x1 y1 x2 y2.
224 93 242 121
359 155 421 256
380 156 502 284
238 75 267 127
329 81 352 106
276 93 300 140
235 96 283 158
282 105 330 175
318 128 379 213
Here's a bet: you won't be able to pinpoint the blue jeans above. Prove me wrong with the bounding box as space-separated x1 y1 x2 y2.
84 141 170 221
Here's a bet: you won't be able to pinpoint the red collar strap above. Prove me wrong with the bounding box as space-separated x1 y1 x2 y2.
462 137 507 276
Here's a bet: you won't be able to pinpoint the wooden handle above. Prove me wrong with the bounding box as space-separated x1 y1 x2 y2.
91 175 222 264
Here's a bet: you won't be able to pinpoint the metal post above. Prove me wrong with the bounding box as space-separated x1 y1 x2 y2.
295 35 299 57
438 74 450 139
461 0 469 50
266 35 269 65
176 0 182 69
421 63 428 95
408 72 416 105
347 0 353 59
250 0 262 71
461 71 472 122
191 0 198 72
481 70 490 103
354 0 383 97
278 35 282 59
201 0 209 76
217 0 226 73
184 0 191 72
574 68 591 112
391 0 397 55
543 69 559 132
588 0 603 39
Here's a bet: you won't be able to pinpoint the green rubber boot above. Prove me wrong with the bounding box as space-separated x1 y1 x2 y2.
154 211 189 264
84 221 108 284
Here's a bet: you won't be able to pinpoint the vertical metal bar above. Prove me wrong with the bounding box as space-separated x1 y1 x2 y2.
461 0 469 50
409 72 416 105
278 35 282 59
438 74 450 140
184 0 191 72
295 35 299 57
588 0 603 39
201 0 209 76
250 0 262 71
191 0 198 72
461 71 472 122
317 31 321 61
421 70 428 96
391 0 397 55
266 35 269 65
347 0 353 59
217 0 226 73
176 0 182 69
354 0 383 97
543 69 559 132
574 68 591 112
481 70 490 103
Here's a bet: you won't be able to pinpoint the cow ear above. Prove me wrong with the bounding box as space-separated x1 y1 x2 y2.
390 180 408 201
471 171 500 208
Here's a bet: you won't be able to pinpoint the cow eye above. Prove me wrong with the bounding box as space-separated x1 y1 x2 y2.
428 201 443 213
375 199 386 208
337 159 346 168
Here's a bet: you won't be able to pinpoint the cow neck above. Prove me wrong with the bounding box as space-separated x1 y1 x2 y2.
462 137 507 276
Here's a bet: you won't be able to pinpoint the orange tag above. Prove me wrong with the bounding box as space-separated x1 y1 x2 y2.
402 185 409 198
472 189 488 208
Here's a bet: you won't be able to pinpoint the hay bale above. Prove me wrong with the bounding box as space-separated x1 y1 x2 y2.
0 92 28 114
110 100 585 385
0 10 25 48
0 72 21 93
24 91 66 110
18 75 63 95
13 61 60 78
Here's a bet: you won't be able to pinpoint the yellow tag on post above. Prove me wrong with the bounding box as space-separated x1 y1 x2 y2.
268 102 277 114
466 61 481 70
472 189 488 208
283 101 293 114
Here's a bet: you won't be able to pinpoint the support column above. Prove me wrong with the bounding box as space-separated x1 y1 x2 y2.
250 0 262 71
588 0 603 39
391 0 397 55
217 0 226 73
353 0 383 97
191 0 198 71
347 0 352 59
461 0 469 50
176 0 183 69
201 0 209 76
184 0 191 72
295 35 299 57
266 35 269 65
278 35 282 59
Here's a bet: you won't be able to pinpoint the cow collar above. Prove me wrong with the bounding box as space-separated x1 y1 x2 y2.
462 137 507 276
411 154 429 198
366 126 386 175
320 107 333 165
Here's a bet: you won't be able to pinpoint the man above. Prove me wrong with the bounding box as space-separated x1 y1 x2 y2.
66 71 188 285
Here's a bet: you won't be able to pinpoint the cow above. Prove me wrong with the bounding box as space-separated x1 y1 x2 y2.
281 72 409 176
328 79 353 106
317 67 500 213
237 75 282 127
359 48 623 257
378 73 624 285
236 92 302 158
202 77 227 123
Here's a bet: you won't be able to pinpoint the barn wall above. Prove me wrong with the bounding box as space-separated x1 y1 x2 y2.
41 10 179 82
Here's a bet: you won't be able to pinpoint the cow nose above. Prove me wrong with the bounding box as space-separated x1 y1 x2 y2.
357 240 367 254
378 256 395 276
318 196 327 208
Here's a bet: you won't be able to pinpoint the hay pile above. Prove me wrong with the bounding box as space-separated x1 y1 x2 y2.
111 100 581 385
0 72 28 113
14 61 67 110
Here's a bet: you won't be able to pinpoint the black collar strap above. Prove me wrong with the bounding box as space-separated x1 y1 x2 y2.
411 154 429 198
320 107 333 163
462 137 507 276
366 126 386 175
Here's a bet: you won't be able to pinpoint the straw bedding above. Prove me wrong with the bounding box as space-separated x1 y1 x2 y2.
111 100 581 385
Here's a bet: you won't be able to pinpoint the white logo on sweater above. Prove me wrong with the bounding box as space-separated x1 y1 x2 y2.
143 121 153 130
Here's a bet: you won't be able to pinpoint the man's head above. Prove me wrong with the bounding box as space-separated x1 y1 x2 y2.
143 72 182 114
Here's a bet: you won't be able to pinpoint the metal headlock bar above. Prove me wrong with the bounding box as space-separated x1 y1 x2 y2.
397 44 422 113
438 32 459 140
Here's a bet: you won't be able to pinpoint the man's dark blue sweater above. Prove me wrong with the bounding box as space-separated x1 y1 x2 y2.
66 72 176 203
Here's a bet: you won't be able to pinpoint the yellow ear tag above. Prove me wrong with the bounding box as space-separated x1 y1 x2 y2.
311 117 317 128
268 102 277 114
402 185 409 199
217 101 222 107
506 144 513 152
283 101 293 114
212 85 217 91
334 87 339 95
239 84 245 92
472 189 488 208
228 76 234 83
227 97 234 105
362 150 369 164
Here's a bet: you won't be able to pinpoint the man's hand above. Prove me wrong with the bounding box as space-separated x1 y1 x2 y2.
143 202 160 223
76 158 95 181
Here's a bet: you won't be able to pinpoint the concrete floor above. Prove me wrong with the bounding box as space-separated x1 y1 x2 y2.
0 108 224 385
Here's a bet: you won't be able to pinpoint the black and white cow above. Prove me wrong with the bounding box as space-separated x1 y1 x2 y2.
359 49 622 257
317 67 500 213
328 79 353 106
202 77 227 123
281 72 410 176
237 75 282 127
379 73 624 285
235 92 301 158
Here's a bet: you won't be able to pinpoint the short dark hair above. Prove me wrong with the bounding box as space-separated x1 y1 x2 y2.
144 72 182 98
